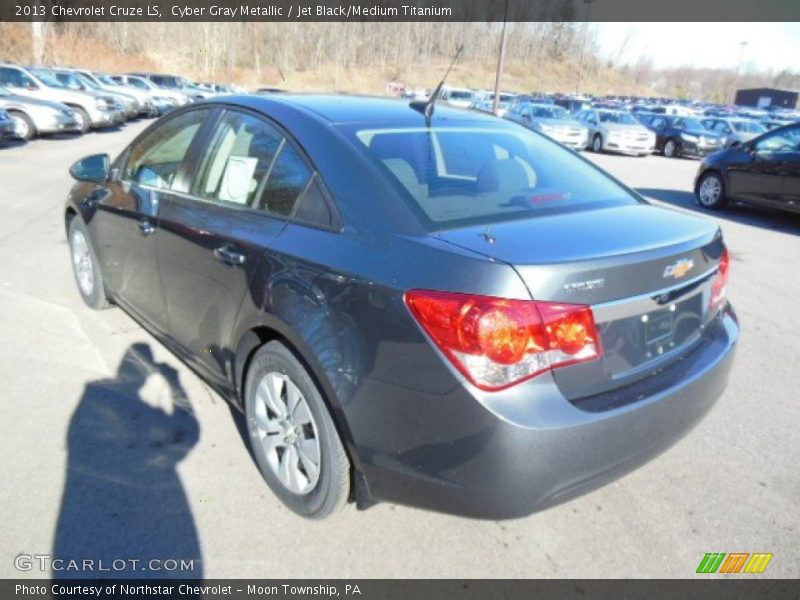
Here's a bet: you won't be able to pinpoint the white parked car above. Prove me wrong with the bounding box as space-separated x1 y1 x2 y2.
576 109 656 156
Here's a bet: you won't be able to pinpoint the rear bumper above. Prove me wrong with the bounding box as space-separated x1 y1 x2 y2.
354 304 738 519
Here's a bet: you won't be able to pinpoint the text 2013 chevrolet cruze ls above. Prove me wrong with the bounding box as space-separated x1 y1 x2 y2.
65 95 738 519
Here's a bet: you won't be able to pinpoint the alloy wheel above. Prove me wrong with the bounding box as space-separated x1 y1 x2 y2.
248 372 321 495
698 175 721 206
11 115 29 140
71 230 94 296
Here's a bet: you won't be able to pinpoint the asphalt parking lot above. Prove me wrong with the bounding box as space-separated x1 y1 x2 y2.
1 122 798 579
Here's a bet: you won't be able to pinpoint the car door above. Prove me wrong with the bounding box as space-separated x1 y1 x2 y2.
779 126 800 209
753 124 800 209
91 108 213 333
727 128 794 207
650 116 668 150
156 108 326 386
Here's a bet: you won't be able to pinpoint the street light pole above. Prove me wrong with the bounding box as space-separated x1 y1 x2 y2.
737 41 749 74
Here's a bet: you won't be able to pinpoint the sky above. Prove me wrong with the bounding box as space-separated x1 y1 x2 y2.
592 23 800 72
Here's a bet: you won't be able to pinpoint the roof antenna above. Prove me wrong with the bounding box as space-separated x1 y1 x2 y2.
411 45 464 123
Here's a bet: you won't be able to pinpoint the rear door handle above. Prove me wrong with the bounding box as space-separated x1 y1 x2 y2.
214 244 245 266
137 218 155 236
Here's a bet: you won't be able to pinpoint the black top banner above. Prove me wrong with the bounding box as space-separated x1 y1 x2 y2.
2 0 800 22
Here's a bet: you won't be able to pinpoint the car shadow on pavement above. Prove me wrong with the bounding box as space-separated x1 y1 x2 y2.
636 187 800 236
52 343 203 580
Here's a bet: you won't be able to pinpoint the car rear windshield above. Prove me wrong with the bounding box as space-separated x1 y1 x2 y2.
346 125 640 230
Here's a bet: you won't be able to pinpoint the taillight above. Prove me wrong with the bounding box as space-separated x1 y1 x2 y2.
710 248 730 313
405 290 602 391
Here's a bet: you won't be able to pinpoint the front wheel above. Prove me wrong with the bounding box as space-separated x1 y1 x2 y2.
9 111 36 140
244 341 350 519
696 171 729 210
70 106 91 134
592 134 603 153
664 138 679 158
68 217 111 309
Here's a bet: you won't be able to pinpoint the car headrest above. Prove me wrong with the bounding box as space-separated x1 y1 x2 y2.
476 158 533 193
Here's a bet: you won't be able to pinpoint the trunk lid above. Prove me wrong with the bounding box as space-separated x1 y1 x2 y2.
435 204 724 400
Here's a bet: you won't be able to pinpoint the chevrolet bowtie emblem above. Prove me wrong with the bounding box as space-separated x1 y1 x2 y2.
663 258 694 279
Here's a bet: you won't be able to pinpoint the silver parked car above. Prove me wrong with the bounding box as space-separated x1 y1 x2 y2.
577 109 656 156
507 103 589 151
0 85 80 140
0 64 121 133
700 118 767 148
75 69 157 118
46 68 139 121
109 74 188 112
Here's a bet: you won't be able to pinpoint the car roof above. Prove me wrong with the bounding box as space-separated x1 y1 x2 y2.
215 93 503 126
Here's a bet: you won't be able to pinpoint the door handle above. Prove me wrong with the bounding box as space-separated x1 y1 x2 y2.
137 218 155 236
213 244 245 266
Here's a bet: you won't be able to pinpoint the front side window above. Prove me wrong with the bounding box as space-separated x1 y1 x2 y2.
123 109 208 189
348 125 640 230
754 125 800 153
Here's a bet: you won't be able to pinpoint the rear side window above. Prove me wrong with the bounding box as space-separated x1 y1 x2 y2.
190 109 332 226
348 125 640 230
258 142 312 215
123 109 208 189
192 111 282 206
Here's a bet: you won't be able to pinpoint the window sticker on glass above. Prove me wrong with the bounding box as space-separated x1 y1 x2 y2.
218 156 258 205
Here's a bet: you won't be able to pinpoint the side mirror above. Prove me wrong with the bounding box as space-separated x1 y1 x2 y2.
729 140 741 149
69 153 110 183
26 82 38 91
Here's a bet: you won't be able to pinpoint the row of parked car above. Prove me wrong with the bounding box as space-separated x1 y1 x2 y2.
0 62 243 143
498 98 799 160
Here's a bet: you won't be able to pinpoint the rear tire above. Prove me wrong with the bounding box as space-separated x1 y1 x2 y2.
696 171 729 210
592 134 603 153
244 341 350 519
68 217 111 309
8 111 36 140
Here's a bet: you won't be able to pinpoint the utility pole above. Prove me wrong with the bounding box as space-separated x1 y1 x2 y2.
576 0 594 95
492 0 510 115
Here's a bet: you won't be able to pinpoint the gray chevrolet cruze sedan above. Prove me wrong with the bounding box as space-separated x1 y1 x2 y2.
65 95 738 519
